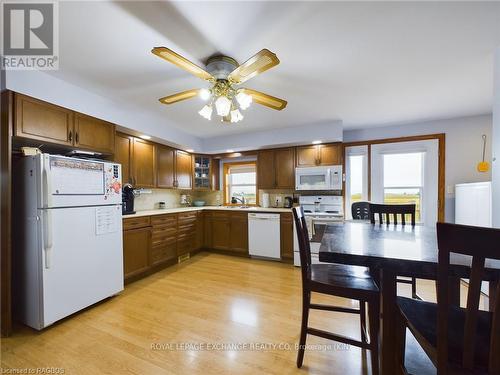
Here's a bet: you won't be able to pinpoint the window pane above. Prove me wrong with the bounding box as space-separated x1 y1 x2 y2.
384 153 422 187
384 188 421 222
229 185 256 204
349 155 363 203
230 172 256 185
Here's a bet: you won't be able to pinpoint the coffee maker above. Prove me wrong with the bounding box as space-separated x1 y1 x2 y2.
122 183 136 215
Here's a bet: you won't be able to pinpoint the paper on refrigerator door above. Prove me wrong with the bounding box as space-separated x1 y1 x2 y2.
95 206 119 235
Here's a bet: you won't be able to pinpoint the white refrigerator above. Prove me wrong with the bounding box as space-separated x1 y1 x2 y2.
455 181 492 228
13 154 124 330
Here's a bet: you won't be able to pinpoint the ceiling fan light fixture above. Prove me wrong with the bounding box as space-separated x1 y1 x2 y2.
199 88 211 101
215 96 231 117
198 104 213 120
236 92 252 110
230 109 243 123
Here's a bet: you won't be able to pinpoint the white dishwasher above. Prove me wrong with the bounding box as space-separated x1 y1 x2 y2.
248 213 281 259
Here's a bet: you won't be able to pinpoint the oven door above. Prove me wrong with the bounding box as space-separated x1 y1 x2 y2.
295 167 331 190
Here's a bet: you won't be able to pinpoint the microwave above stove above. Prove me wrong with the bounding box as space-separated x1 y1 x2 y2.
295 165 342 191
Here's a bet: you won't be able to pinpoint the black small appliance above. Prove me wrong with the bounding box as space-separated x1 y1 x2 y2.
122 183 136 215
284 196 293 208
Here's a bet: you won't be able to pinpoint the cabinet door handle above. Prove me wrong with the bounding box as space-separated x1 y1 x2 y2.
75 132 79 144
68 130 73 142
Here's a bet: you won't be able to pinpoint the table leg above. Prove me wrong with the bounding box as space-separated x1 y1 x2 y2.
490 279 498 312
381 268 397 375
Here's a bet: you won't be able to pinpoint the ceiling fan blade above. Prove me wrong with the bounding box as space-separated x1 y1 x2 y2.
159 89 200 105
152 47 214 81
240 88 287 110
228 49 280 84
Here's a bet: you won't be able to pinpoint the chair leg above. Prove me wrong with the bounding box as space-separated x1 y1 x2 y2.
368 299 380 375
360 301 367 344
297 290 311 368
395 310 407 375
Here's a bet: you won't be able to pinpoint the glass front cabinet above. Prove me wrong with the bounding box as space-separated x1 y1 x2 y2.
194 155 211 190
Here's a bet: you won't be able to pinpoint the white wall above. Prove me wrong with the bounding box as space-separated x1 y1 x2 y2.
492 47 500 228
343 115 493 222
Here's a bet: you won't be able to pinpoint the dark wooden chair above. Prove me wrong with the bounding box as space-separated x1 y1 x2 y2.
395 222 500 374
292 206 380 374
352 201 370 220
369 203 420 299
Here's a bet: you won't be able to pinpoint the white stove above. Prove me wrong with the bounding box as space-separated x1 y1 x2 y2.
293 195 344 266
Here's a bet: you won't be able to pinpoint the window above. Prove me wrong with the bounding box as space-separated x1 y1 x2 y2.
383 152 424 222
224 162 257 205
345 146 369 219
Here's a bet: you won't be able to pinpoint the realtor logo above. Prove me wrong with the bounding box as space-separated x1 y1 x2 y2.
1 1 59 70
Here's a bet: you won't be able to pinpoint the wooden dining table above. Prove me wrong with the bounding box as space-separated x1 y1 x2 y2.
318 221 500 375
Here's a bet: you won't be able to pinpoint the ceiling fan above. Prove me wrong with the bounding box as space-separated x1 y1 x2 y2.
151 47 287 123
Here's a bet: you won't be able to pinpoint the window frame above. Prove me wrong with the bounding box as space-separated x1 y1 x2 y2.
223 161 258 206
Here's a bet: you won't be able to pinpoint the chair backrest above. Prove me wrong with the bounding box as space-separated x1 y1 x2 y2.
292 206 312 282
368 203 416 225
436 222 500 374
351 201 370 220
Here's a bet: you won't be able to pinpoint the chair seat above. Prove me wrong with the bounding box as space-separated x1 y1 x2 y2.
309 264 379 299
397 297 492 371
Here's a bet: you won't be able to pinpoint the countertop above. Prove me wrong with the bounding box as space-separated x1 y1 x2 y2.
123 206 293 218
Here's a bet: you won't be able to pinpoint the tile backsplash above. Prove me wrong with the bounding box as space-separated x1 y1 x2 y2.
133 189 223 211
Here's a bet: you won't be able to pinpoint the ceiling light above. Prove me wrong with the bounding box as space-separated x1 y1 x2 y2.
139 135 151 140
198 105 213 120
186 149 194 153
230 109 244 123
199 88 211 101
226 149 235 153
215 96 231 117
236 92 252 110
312 140 322 145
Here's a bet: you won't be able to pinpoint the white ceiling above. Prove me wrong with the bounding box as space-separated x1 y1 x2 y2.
48 1 500 138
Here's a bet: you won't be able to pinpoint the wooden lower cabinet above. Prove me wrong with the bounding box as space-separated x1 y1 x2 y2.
123 226 151 280
229 212 248 254
211 212 231 251
151 214 177 266
280 213 294 260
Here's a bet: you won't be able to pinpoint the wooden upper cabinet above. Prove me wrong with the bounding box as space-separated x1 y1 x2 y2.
132 138 156 188
296 144 342 166
156 145 175 188
175 150 192 189
114 133 132 184
211 159 220 191
296 145 319 167
318 144 342 165
275 148 295 189
14 93 73 146
257 150 276 189
74 113 115 154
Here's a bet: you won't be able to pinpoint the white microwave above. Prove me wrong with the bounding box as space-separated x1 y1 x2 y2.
295 166 343 191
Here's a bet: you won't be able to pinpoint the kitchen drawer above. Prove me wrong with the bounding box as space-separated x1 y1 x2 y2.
151 233 176 247
177 223 195 236
178 213 197 225
152 225 177 237
151 214 177 227
123 216 151 230
151 243 177 265
177 234 195 256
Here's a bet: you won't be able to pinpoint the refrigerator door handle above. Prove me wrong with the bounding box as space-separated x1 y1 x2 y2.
43 210 53 269
42 157 52 208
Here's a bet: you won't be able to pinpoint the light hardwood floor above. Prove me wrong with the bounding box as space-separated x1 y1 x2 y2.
0 252 486 375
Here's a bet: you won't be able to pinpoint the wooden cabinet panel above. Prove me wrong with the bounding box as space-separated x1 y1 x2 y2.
14 94 73 146
318 144 342 165
175 150 192 189
151 242 177 266
211 213 231 251
257 150 276 189
157 145 175 188
280 213 294 260
211 158 220 191
177 234 194 256
123 227 151 279
123 216 150 230
114 133 132 184
229 212 248 254
195 212 204 249
275 148 295 189
74 113 115 154
203 212 212 248
296 145 319 167
132 138 156 188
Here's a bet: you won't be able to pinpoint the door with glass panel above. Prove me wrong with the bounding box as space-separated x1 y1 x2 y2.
345 146 369 220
